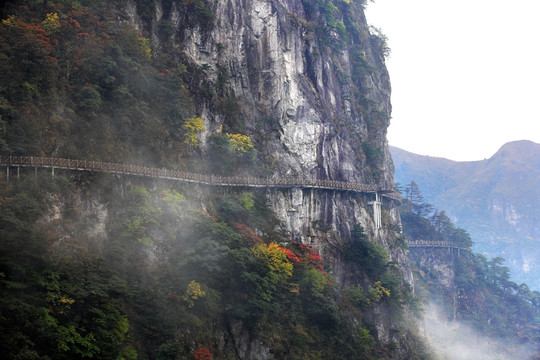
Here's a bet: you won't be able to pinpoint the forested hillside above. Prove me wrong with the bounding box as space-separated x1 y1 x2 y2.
392 142 540 290
6 1 537 359
0 1 431 359
400 182 540 359
1 0 207 167
2 175 428 359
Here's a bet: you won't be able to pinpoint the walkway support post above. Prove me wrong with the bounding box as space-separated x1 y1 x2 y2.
369 192 382 230
0 156 402 206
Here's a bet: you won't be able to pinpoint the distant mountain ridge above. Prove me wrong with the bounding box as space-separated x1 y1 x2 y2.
391 140 540 289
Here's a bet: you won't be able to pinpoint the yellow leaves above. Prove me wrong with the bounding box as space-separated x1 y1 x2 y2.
1 15 17 27
370 281 391 302
59 296 75 305
137 35 152 59
183 280 207 308
42 13 61 34
226 133 254 153
252 243 293 278
251 243 294 302
183 117 205 147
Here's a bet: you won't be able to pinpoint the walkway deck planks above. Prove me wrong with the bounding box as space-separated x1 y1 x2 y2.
1 156 402 203
407 239 471 251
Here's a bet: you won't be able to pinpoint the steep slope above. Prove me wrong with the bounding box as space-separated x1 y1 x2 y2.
400 199 540 359
392 141 540 289
0 1 424 359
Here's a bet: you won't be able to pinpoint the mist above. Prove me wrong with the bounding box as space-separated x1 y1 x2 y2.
422 302 535 360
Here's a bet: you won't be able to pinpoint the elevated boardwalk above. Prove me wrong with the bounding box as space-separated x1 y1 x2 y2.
407 239 471 251
1 156 401 203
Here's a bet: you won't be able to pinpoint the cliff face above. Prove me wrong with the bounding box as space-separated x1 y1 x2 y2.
0 0 416 358
408 247 459 318
116 0 408 351
130 0 394 235
127 0 406 344
117 0 393 182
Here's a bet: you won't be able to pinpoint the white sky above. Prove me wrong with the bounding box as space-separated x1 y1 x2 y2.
365 0 540 161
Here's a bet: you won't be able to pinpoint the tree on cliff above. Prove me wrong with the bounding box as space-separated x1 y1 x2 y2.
404 180 433 217
402 183 540 357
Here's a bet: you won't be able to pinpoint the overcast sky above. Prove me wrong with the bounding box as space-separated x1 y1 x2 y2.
365 0 540 161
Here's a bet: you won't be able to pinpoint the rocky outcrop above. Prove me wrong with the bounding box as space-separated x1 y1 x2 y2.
408 247 460 319
109 0 407 349
114 0 393 183
80 0 409 355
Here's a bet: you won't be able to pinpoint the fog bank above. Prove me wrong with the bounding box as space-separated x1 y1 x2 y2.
423 303 534 360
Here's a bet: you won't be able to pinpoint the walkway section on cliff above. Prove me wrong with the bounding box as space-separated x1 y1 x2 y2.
1 156 402 204
407 239 471 251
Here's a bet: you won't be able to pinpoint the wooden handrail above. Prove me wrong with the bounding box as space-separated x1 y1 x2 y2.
407 239 471 251
1 156 402 203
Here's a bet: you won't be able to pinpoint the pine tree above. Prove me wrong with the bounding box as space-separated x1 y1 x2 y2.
404 181 433 217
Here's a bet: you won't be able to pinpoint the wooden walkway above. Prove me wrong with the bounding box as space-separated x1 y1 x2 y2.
1 156 402 203
407 239 471 251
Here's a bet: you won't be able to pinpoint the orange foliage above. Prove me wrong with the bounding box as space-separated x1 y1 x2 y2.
193 347 213 360
201 210 217 222
234 223 263 244
286 242 324 271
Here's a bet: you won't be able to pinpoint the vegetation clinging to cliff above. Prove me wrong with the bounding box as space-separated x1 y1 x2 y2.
401 181 540 356
0 175 427 359
0 1 427 358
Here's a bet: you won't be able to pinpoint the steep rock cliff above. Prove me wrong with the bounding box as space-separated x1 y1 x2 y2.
115 0 393 182
118 0 410 342
116 0 403 262
116 0 405 347
132 0 410 310
0 0 417 358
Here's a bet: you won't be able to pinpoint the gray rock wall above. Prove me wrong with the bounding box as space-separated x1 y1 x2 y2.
109 0 410 352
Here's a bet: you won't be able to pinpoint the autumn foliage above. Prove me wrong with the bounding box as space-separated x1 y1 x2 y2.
193 347 213 360
234 223 263 244
252 243 293 278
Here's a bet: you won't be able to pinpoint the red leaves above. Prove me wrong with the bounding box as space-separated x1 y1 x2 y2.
69 18 81 30
288 242 324 270
8 20 53 54
201 210 217 222
234 223 262 244
282 248 301 263
193 347 213 360
158 68 171 76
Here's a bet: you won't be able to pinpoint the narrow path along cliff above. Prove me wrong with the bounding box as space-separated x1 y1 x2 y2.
1 155 402 202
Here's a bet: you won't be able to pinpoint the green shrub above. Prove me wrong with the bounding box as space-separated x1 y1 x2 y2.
78 86 102 112
207 133 257 175
344 224 388 277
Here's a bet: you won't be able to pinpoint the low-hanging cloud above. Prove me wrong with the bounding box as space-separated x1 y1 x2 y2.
422 302 535 360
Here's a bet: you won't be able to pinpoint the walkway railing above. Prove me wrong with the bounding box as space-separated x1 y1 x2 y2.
407 239 471 251
0 156 402 202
